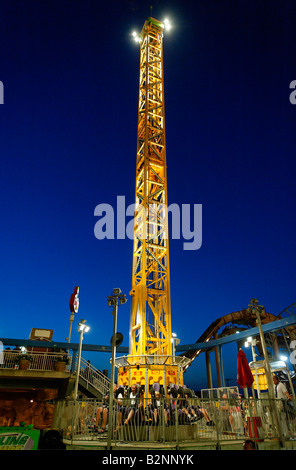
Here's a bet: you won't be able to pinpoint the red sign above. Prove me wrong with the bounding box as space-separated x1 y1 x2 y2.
69 286 79 313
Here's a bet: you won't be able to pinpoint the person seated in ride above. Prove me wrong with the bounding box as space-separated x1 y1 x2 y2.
147 382 168 425
113 385 126 432
97 391 109 433
124 383 143 425
177 386 193 423
180 386 214 426
167 383 183 423
98 384 124 434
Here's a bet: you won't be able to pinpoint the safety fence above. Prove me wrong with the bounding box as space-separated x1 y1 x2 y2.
0 350 72 371
56 396 296 447
1 350 110 400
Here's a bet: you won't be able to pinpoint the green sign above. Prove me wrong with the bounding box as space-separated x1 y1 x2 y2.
0 425 40 450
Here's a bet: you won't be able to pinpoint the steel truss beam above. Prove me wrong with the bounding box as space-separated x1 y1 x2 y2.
130 18 172 358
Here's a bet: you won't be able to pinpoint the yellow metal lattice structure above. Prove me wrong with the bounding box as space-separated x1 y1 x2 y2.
129 17 172 359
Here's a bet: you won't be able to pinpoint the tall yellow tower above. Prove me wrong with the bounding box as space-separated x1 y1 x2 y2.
130 16 171 359
116 17 189 394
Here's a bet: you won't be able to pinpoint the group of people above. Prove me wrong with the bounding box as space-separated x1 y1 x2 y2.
94 376 296 440
96 382 214 434
218 376 296 439
96 383 141 433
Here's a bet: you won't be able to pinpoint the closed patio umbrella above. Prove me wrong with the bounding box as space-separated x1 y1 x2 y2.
237 349 263 440
237 348 254 391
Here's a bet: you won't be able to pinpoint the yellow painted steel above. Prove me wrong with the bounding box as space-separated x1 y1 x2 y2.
129 17 173 361
118 364 183 389
116 18 187 391
252 369 268 390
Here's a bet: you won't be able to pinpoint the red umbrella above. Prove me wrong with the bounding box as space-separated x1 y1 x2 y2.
237 348 254 388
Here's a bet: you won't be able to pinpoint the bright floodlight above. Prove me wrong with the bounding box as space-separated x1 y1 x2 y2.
163 18 171 31
132 31 140 43
78 319 90 333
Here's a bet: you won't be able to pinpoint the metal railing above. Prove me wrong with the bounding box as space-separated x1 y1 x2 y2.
57 396 296 447
0 350 72 371
114 354 192 368
77 357 110 397
0 350 110 399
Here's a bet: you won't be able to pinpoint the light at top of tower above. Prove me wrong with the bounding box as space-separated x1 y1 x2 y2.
163 18 172 31
131 17 172 45
132 31 141 43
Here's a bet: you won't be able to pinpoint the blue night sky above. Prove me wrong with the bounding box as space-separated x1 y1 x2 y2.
0 0 295 390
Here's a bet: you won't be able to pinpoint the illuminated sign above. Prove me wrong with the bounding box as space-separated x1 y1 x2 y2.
69 286 79 313
0 428 40 450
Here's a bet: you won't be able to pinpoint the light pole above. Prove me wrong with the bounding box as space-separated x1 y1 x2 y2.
73 319 90 400
171 333 180 361
249 300 275 398
107 288 127 450
249 299 285 446
245 336 261 397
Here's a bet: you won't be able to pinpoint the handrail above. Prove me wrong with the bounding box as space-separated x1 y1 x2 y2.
0 350 110 397
77 356 110 397
0 350 72 371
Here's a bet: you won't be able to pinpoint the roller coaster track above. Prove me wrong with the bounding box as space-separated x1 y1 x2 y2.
182 302 296 365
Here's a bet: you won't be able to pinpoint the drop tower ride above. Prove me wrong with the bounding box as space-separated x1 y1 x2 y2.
115 17 190 394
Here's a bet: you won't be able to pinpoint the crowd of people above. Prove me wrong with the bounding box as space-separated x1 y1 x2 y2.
95 382 214 434
212 377 296 439
93 377 296 441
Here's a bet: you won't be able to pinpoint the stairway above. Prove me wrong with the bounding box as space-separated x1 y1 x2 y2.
77 357 110 399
